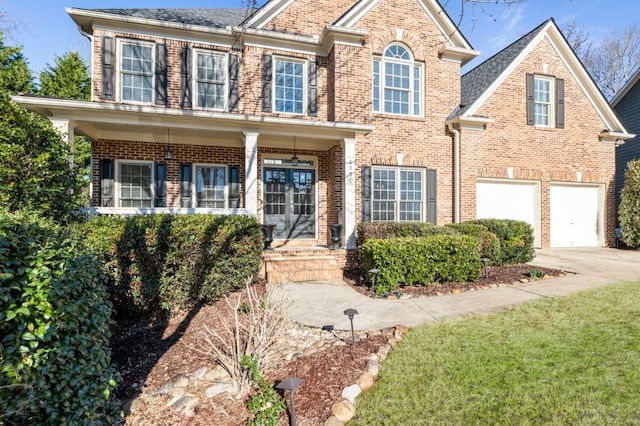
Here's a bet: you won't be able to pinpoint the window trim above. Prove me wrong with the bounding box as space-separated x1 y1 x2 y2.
534 75 554 127
192 49 228 112
115 159 155 208
372 43 424 117
117 39 155 104
191 163 229 208
370 166 425 222
272 56 307 115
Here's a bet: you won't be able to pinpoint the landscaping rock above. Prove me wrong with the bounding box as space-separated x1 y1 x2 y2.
366 359 379 377
341 384 361 404
173 374 189 388
189 366 208 380
376 345 391 362
170 396 199 416
205 381 234 398
324 415 344 426
356 371 375 391
155 381 173 395
331 400 356 423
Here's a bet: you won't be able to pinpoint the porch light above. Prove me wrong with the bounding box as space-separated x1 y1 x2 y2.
291 136 299 166
164 128 172 160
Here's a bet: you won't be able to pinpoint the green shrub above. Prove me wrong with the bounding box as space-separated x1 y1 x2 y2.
619 159 640 248
0 211 118 424
446 223 501 262
466 219 534 265
362 235 481 294
75 214 262 322
356 222 456 247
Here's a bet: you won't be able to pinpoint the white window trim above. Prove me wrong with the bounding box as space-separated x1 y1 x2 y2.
373 44 424 117
117 39 155 105
371 166 425 222
115 159 155 208
534 75 555 127
192 49 228 112
192 163 228 209
272 56 307 115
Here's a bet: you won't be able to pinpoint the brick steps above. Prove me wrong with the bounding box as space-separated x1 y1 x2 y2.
262 249 347 284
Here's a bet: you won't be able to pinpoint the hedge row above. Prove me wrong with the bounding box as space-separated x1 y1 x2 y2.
75 214 263 322
1 211 118 424
466 219 535 265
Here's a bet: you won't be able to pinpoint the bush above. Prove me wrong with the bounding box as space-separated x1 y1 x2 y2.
0 211 118 424
356 222 457 247
76 214 263 322
446 223 501 262
362 235 481 294
619 159 640 248
466 219 534 265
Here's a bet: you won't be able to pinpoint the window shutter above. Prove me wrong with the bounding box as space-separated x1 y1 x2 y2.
180 163 192 208
308 59 318 116
426 169 437 224
526 73 535 125
261 54 273 112
229 166 240 208
556 78 565 129
100 159 114 207
180 46 192 108
155 43 168 106
155 162 167 207
361 166 372 222
228 53 240 112
102 36 114 100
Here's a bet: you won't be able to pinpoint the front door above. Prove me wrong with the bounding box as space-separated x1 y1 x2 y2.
263 168 315 239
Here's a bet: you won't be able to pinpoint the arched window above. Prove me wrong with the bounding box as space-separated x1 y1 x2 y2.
372 44 423 116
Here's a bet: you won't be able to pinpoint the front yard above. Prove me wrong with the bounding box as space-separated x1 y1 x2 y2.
351 282 640 425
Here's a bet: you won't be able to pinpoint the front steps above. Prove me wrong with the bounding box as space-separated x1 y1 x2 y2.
261 248 348 284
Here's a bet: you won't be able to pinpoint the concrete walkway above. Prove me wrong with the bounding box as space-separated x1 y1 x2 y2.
273 248 640 331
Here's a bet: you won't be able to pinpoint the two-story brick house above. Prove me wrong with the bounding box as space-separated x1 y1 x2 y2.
14 0 632 282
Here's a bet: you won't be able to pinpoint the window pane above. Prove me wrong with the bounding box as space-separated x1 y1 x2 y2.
121 43 153 102
196 166 225 208
373 60 380 112
274 59 304 114
119 163 153 207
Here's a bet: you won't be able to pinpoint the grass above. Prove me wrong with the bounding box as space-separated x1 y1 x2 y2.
351 283 640 425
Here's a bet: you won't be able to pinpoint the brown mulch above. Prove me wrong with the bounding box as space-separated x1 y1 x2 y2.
111 263 569 425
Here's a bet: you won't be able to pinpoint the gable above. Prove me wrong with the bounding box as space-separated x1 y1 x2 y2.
261 0 356 35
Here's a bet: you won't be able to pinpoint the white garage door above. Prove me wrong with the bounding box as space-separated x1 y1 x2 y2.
476 180 539 247
550 184 599 247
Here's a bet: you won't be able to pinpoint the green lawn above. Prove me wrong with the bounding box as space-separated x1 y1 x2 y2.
351 283 640 425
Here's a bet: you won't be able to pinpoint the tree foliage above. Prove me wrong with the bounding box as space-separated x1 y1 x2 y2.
38 51 90 100
0 33 32 95
619 159 640 248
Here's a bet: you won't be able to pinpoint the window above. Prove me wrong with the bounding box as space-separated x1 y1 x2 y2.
118 162 153 207
120 41 154 103
534 76 552 126
274 58 305 114
526 73 564 128
373 44 423 116
372 167 424 222
195 51 227 110
195 165 226 208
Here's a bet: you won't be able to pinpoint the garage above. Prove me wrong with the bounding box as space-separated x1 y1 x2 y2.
550 184 600 247
476 180 540 247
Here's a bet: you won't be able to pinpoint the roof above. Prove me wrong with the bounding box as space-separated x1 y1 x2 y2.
84 8 255 28
459 19 549 115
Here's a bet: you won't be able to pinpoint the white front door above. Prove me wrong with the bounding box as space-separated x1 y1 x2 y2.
550 184 599 247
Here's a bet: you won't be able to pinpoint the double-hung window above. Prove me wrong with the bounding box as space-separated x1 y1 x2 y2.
372 167 424 222
526 73 564 128
195 51 227 110
118 161 153 207
373 44 423 116
534 76 552 126
194 165 227 208
274 58 305 114
120 41 154 103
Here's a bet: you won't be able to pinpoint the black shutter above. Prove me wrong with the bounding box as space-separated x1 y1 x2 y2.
229 166 240 208
100 159 114 207
361 166 371 222
426 169 437 224
526 73 535 125
228 53 239 112
181 163 192 207
155 162 167 207
308 59 318 116
155 43 168 106
180 46 192 108
102 36 114 100
556 78 565 129
261 54 272 112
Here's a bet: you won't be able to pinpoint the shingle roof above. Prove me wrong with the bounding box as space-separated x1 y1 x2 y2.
86 8 255 28
458 19 550 116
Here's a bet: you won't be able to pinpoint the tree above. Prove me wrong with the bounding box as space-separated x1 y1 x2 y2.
38 51 90 100
0 33 32 95
619 159 640 248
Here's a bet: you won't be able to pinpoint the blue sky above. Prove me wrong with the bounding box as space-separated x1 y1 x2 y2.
4 0 638 78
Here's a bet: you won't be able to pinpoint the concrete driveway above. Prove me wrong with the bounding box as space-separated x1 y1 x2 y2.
274 248 640 331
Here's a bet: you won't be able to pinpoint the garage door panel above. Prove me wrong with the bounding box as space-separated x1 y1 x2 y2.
550 185 599 247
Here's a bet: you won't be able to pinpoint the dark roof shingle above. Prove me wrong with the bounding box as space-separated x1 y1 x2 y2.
87 8 254 28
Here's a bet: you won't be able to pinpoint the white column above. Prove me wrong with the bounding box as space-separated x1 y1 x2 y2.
343 137 357 249
243 131 259 217
50 118 75 167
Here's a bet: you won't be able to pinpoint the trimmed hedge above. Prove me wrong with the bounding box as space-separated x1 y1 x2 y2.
76 214 263 322
466 219 534 265
446 223 501 262
0 211 118 424
362 235 481 294
356 222 457 247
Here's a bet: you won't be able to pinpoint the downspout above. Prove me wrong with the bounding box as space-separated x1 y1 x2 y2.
448 123 460 223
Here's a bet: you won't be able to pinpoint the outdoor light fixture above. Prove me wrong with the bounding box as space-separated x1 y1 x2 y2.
480 258 490 279
343 308 358 344
164 128 172 160
291 136 299 166
276 377 303 426
369 268 380 296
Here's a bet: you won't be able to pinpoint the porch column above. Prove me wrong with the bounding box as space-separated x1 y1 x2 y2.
343 137 357 249
49 118 75 167
243 131 259 217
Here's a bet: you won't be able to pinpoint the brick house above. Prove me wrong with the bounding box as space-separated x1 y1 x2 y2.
13 1 632 281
